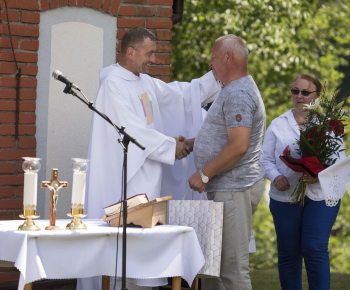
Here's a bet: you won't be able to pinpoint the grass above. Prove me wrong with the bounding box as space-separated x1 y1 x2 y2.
250 268 350 290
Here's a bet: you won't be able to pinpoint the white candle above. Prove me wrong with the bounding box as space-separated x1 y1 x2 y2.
23 172 38 206
71 172 86 205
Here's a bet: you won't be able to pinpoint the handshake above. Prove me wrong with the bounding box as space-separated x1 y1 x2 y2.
174 135 195 160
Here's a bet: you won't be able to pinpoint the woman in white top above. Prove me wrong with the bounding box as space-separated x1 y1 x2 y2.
260 73 345 290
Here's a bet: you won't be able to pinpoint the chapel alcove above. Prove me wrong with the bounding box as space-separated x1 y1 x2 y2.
36 6 117 219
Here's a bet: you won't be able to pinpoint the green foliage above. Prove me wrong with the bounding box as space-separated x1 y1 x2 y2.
330 193 350 274
251 191 278 269
171 0 350 126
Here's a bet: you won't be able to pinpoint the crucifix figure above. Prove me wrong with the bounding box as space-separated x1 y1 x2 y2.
41 169 68 230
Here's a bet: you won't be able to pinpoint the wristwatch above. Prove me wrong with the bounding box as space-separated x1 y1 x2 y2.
199 169 209 184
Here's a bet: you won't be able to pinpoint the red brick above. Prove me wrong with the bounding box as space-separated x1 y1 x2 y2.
0 137 15 148
0 76 16 87
77 0 85 6
20 77 37 89
85 0 93 7
21 12 40 24
0 100 16 110
1 76 36 89
20 65 38 76
0 51 38 63
138 7 155 17
0 113 15 123
50 0 59 9
102 0 112 12
0 126 15 135
0 176 22 187
156 54 171 65
18 137 36 148
18 125 36 136
0 211 17 220
149 65 171 76
149 0 172 5
19 113 36 124
119 5 136 16
20 89 36 100
2 0 39 10
1 24 39 37
0 10 20 22
0 62 17 74
156 30 172 40
41 0 49 11
0 150 35 161
0 164 16 174
17 186 23 197
20 101 36 112
18 162 24 173
20 39 39 51
0 199 23 209
0 89 16 99
60 0 69 6
109 0 121 15
147 19 172 29
69 0 77 6
158 76 170 83
156 42 172 53
117 29 127 40
0 37 19 49
123 0 146 3
157 7 172 18
93 0 102 9
118 18 145 28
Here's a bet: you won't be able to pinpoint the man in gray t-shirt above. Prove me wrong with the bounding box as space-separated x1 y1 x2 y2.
188 35 266 290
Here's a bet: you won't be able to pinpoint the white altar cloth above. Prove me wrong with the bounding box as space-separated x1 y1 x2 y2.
0 219 205 290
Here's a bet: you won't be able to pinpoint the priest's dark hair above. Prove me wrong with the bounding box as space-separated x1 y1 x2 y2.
121 27 156 56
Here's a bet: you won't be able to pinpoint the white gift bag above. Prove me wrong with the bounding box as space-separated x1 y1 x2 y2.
169 197 223 277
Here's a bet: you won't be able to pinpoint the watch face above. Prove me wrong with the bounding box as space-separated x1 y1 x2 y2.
200 169 209 183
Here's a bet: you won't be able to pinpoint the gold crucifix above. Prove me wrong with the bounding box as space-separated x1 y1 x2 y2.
41 169 68 230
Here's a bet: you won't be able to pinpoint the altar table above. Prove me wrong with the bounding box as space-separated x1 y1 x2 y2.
0 219 205 290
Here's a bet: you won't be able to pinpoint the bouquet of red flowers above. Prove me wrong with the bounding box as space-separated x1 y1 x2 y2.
280 86 348 205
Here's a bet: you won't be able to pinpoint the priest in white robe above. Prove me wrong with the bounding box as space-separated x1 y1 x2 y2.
85 28 220 219
79 27 220 290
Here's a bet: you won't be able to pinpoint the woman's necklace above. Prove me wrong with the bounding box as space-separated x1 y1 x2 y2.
292 109 307 129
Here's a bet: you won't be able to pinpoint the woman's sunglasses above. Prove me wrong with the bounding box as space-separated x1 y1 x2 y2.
290 89 317 96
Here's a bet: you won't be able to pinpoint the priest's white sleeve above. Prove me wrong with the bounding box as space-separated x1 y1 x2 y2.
148 136 176 164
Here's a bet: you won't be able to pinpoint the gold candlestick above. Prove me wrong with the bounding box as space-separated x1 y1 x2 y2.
67 205 87 229
18 212 40 231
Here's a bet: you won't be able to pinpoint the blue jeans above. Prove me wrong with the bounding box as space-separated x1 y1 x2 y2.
269 196 340 290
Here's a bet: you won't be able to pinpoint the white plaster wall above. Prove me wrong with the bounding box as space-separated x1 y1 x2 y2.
36 7 116 219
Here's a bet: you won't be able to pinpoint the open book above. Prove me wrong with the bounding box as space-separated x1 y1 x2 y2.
103 193 149 217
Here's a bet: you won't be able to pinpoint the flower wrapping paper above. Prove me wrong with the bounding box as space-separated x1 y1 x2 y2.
319 155 350 206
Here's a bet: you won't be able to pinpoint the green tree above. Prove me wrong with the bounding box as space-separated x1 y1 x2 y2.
171 0 350 125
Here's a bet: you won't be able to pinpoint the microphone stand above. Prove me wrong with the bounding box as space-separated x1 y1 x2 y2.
61 83 145 290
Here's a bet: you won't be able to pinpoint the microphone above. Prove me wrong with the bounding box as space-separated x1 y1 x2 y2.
52 70 80 91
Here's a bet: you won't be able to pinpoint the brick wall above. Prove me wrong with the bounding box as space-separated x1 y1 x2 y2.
0 0 174 285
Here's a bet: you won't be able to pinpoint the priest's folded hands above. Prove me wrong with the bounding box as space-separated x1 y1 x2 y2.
174 135 194 160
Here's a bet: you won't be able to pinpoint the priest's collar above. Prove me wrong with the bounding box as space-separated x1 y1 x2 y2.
114 63 140 81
